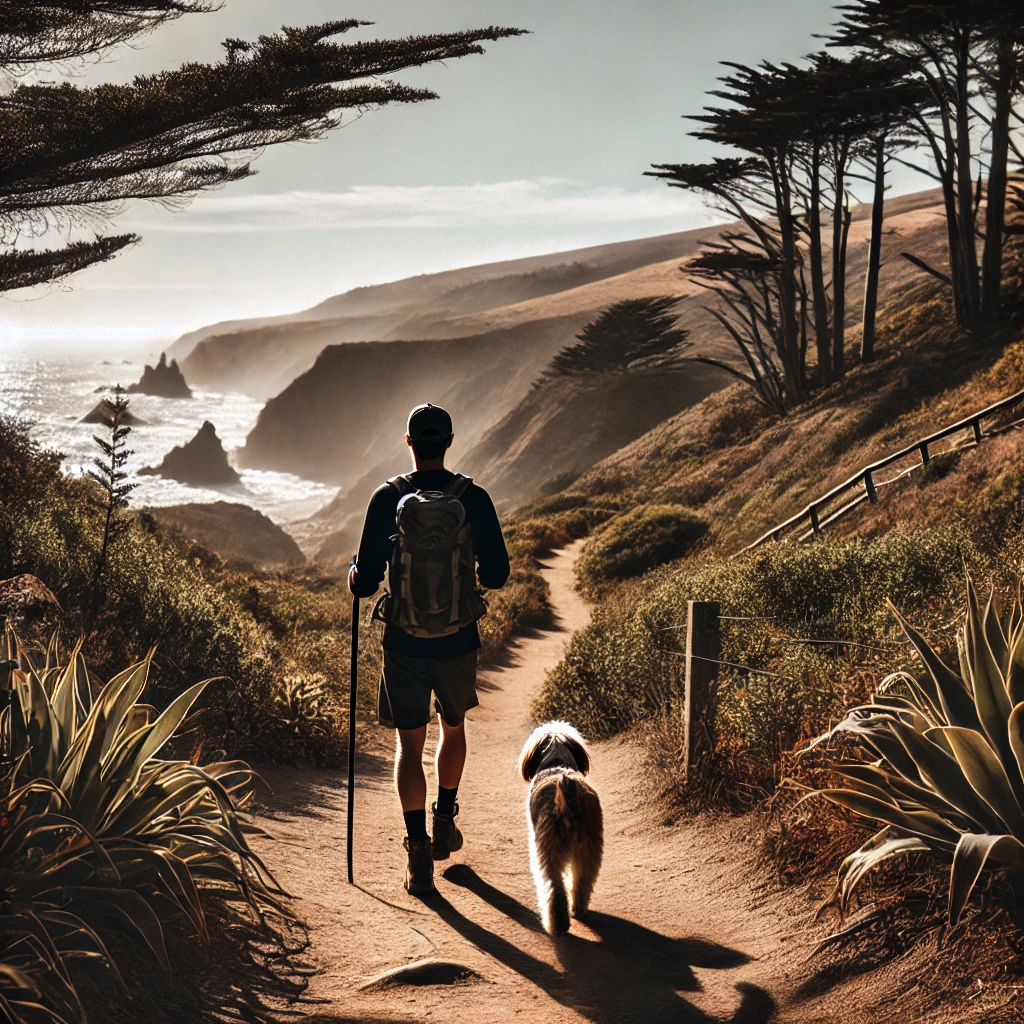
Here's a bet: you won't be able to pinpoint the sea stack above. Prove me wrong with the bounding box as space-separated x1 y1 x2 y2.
140 421 241 487
79 398 147 426
128 351 192 398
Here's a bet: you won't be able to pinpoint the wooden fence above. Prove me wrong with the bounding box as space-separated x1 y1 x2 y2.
741 387 1024 554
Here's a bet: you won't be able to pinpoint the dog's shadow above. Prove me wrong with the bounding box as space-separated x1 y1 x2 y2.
427 864 776 1024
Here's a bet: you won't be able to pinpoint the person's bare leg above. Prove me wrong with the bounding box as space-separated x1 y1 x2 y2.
396 725 427 811
436 716 466 789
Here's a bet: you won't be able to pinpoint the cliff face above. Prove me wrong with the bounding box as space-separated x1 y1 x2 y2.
128 352 192 398
237 314 588 486
145 502 304 569
140 421 240 487
172 192 946 404
459 364 731 507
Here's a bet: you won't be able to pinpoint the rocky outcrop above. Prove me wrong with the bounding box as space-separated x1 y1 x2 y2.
128 352 192 398
140 421 241 487
79 399 147 426
144 502 304 570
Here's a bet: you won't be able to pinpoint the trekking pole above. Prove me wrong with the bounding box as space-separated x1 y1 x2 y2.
347 588 359 886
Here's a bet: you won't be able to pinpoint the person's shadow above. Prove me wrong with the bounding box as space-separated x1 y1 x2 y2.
416 864 776 1024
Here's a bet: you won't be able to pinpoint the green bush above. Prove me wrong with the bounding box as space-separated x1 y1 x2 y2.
575 503 709 591
536 526 983 806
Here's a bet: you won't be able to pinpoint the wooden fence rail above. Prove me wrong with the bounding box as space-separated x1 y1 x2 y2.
740 387 1024 555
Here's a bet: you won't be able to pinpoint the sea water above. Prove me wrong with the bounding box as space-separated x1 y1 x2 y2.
0 343 338 526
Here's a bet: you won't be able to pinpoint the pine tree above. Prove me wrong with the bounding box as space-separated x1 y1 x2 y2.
542 297 690 380
87 387 137 610
0 8 524 300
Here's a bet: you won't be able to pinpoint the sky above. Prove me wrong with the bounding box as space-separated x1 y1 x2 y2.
0 0 924 347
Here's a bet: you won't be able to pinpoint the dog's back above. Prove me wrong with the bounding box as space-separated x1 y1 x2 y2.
530 769 602 848
519 722 604 935
528 768 603 934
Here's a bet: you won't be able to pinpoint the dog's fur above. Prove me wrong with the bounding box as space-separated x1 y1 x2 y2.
517 721 603 936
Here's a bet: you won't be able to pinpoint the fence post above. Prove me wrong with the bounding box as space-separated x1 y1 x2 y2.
973 419 983 444
864 469 878 503
919 442 931 467
684 601 721 777
808 504 821 534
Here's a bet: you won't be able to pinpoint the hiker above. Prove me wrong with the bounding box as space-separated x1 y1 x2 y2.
348 403 510 894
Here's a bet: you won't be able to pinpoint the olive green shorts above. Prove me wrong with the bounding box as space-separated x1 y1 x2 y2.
378 649 480 730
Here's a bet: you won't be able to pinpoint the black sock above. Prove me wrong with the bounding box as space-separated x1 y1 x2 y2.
403 809 428 843
436 785 458 817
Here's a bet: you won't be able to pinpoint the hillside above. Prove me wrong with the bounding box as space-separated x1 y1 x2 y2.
559 291 1024 556
171 225 739 393
176 190 946 406
460 362 730 508
145 502 306 570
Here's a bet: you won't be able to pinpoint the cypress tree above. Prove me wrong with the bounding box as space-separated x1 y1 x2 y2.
0 7 524 300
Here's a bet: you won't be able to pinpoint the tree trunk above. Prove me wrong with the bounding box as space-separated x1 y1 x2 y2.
831 145 849 380
955 30 981 325
982 40 1013 320
770 155 805 403
808 141 832 385
861 135 887 363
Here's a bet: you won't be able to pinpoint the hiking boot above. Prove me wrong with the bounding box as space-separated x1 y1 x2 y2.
431 802 464 861
404 837 435 894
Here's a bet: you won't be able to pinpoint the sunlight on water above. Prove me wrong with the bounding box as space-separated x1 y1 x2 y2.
0 346 338 526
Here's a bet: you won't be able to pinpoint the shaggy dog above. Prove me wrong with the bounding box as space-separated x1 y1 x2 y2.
517 721 603 936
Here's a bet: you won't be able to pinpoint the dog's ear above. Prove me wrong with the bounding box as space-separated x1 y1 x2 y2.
518 735 546 781
563 735 591 775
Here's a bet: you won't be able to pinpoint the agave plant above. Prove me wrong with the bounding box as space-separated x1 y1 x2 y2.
1 628 289 950
804 579 1024 928
0 773 167 1024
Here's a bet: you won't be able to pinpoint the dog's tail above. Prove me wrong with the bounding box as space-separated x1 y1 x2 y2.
551 773 599 835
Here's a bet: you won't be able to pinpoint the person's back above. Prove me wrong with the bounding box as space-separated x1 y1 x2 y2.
348 403 509 894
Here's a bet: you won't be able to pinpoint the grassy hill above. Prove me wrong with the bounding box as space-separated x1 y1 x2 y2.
519 273 1024 812
176 189 947 408
174 226 740 399
460 362 730 508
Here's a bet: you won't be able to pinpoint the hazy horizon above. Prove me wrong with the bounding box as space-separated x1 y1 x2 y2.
0 0 929 347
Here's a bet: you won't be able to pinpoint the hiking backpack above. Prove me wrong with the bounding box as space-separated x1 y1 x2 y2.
373 473 487 638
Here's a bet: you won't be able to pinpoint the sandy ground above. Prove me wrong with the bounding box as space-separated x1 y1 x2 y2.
252 544 940 1023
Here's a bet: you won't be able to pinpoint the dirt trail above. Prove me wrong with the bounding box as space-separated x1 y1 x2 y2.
253 544 885 1023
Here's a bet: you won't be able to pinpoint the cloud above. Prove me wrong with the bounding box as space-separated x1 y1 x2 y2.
128 178 726 234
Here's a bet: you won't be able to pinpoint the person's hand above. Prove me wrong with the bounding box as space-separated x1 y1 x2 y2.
347 564 359 595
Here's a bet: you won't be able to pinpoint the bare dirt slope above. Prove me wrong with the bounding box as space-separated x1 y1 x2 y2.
250 544 971 1024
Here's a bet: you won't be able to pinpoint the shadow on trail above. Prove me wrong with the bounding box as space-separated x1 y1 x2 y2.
253 753 392 823
427 865 776 1024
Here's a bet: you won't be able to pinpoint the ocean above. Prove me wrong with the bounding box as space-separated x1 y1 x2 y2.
0 343 338 527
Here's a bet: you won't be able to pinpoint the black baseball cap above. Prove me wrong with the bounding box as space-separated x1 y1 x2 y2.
407 403 453 441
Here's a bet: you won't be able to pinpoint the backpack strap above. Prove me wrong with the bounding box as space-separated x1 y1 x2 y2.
443 473 472 499
387 474 417 498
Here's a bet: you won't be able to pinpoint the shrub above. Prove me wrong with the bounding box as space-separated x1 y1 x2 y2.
265 673 345 767
536 527 983 807
575 504 708 591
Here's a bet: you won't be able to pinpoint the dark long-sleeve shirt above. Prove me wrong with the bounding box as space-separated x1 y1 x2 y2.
350 469 510 657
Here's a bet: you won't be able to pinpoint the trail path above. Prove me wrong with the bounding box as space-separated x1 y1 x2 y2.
254 544 876 1024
